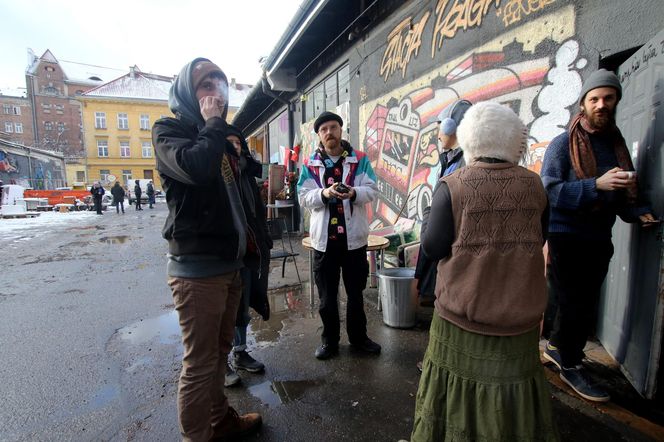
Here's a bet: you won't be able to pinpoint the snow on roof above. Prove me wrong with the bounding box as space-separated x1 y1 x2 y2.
0 87 27 98
229 82 253 108
27 49 126 86
83 69 173 101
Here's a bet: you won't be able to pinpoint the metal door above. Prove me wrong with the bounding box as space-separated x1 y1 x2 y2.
597 28 664 398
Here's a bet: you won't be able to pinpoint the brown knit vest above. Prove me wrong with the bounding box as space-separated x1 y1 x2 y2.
435 162 548 336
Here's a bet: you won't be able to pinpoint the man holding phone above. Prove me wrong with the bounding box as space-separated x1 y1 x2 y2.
298 111 380 360
541 69 656 402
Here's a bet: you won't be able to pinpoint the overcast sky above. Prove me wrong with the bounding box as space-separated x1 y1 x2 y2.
0 0 304 91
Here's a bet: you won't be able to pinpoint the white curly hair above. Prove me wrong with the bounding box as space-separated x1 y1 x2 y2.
457 101 527 165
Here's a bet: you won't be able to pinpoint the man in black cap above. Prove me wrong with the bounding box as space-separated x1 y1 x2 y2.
541 69 656 402
297 111 381 360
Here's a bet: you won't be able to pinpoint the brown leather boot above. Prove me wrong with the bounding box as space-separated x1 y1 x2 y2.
211 407 262 441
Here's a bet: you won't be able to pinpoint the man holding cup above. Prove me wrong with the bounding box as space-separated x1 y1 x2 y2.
540 69 656 402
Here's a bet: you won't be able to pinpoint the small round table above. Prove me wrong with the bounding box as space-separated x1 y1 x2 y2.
302 235 390 307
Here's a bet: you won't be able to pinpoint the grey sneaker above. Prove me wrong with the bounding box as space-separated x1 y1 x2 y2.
233 350 265 373
542 341 562 370
224 363 241 387
560 365 610 402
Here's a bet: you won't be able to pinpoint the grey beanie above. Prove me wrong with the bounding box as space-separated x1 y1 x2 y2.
579 69 622 103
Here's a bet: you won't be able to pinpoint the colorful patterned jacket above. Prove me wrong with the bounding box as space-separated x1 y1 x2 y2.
297 141 377 252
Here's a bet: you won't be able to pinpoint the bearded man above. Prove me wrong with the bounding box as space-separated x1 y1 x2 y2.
297 111 381 360
540 69 656 402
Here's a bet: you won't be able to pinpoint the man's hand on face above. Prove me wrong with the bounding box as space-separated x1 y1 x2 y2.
199 96 225 121
596 167 636 191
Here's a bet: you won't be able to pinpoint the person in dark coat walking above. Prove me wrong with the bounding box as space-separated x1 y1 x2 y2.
133 180 143 210
111 181 125 214
90 181 105 215
223 125 272 387
146 181 155 208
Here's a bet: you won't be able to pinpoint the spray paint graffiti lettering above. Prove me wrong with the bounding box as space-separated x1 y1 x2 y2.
496 0 556 27
364 38 586 225
380 12 430 82
431 0 501 58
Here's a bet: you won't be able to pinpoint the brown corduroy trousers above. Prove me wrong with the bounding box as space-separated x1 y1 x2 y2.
168 271 242 442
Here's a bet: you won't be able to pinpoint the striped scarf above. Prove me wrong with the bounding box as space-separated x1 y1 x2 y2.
568 112 637 203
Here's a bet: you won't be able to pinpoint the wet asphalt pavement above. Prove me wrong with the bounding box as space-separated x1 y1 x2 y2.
0 205 661 441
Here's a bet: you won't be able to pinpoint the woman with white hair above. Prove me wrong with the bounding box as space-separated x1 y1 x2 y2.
410 102 557 441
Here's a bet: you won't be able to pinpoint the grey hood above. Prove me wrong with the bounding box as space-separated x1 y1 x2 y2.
168 57 229 129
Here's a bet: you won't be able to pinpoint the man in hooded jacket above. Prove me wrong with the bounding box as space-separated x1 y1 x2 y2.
152 58 261 442
223 125 272 386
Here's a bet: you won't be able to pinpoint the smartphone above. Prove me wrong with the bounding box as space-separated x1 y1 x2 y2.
336 183 350 194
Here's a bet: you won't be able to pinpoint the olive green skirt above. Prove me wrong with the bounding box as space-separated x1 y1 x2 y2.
411 315 558 442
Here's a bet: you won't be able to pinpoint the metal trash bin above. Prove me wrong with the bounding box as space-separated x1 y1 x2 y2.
378 267 418 328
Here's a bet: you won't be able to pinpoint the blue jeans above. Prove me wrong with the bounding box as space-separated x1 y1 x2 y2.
233 267 252 352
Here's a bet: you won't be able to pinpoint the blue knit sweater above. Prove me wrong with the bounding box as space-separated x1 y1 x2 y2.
541 131 649 240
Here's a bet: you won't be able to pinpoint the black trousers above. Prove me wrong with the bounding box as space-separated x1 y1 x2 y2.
93 197 102 214
547 235 614 368
312 243 369 346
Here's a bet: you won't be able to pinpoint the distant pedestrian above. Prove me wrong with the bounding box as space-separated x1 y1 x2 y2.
410 102 557 441
90 182 105 215
134 180 143 210
146 180 155 209
111 181 125 214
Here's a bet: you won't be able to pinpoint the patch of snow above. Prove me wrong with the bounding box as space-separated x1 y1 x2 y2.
0 211 98 244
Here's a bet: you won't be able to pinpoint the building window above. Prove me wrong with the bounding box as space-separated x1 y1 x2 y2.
12 106 21 116
100 169 110 182
268 109 289 163
54 105 63 115
338 65 350 104
97 139 108 157
141 141 152 158
2 104 10 114
76 171 86 182
120 141 130 157
304 64 350 121
143 169 154 179
15 122 23 133
44 121 53 131
122 169 132 183
95 112 106 129
5 122 13 133
117 113 129 130
57 122 65 133
140 114 150 130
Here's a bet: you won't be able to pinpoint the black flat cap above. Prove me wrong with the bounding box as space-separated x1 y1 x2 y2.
314 111 343 133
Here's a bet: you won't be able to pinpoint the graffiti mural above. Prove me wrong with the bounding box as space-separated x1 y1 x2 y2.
0 147 65 189
360 5 585 227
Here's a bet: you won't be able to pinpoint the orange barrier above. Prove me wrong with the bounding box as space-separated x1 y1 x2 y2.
23 189 91 206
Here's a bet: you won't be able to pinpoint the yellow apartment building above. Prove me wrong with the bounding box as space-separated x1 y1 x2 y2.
75 68 253 189
77 67 172 189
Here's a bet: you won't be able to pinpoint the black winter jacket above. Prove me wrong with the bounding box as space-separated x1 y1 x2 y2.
152 116 244 260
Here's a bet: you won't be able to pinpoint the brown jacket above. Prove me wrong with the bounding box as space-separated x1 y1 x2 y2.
435 162 548 336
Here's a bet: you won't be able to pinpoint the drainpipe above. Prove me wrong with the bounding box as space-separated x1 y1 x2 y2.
261 76 295 172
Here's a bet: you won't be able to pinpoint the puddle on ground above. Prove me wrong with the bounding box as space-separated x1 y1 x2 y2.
118 310 181 345
249 285 316 344
117 286 314 348
64 241 93 247
248 379 323 407
99 235 130 244
89 384 120 409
